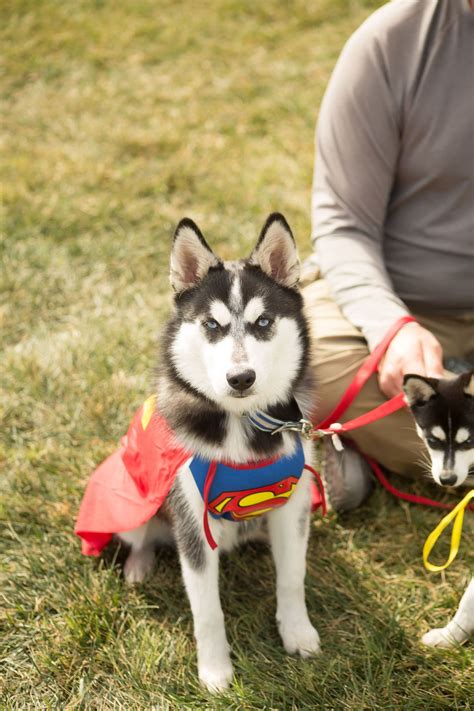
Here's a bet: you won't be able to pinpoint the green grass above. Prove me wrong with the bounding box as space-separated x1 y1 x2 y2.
1 0 473 707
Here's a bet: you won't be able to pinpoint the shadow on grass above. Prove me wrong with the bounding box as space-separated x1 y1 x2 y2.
92 503 471 709
4 486 471 708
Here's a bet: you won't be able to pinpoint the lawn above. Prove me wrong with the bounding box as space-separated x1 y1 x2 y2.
1 0 473 708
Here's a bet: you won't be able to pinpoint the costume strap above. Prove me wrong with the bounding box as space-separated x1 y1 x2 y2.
304 464 327 516
202 461 218 550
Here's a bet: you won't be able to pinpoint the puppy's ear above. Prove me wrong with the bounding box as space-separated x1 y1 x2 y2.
170 219 220 293
249 213 300 288
461 370 474 397
403 374 438 406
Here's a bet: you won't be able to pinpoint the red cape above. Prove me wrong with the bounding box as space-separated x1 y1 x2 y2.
75 399 324 556
75 400 191 555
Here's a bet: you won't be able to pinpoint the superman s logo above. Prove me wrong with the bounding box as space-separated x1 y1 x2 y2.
208 476 299 520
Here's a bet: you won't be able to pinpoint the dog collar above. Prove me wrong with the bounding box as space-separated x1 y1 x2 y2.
246 410 319 440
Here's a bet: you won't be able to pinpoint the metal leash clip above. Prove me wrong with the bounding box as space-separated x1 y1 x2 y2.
269 419 304 435
286 419 345 450
270 418 318 440
300 419 317 439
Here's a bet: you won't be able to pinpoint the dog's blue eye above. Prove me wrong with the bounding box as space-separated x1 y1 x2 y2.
257 316 271 328
204 318 219 330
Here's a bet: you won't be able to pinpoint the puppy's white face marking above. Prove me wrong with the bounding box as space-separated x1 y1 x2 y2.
431 426 446 441
451 450 474 486
210 300 231 327
426 443 474 487
171 316 303 414
209 316 302 413
229 274 243 311
455 427 469 444
243 297 265 324
428 450 445 485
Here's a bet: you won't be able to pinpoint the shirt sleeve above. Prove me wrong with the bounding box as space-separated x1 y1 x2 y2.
311 19 410 351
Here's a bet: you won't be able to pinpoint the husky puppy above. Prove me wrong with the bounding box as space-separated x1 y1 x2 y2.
404 372 474 648
119 214 320 690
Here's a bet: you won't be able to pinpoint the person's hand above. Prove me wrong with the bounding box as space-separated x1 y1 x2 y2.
378 321 444 398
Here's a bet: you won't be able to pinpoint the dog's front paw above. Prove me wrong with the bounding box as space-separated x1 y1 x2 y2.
422 627 462 648
199 658 233 693
123 548 155 584
279 617 321 658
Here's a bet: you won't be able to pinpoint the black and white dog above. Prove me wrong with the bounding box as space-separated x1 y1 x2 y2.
404 372 474 648
119 214 320 690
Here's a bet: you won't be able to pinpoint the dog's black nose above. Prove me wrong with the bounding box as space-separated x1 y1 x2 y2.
226 369 256 392
439 471 457 486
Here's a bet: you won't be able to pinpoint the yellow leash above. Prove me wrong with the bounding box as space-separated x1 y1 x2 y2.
423 489 474 572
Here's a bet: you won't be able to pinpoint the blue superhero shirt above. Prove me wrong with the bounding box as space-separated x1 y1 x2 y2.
189 438 305 521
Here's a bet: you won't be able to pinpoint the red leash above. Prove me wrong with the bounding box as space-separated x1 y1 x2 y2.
316 315 416 430
305 463 327 516
365 456 461 511
316 393 406 438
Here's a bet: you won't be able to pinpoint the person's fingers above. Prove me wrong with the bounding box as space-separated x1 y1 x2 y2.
378 373 399 399
402 357 427 378
376 325 443 399
379 348 425 398
379 362 406 398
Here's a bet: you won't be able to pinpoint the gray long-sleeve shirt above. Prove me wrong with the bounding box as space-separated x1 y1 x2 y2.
312 0 474 350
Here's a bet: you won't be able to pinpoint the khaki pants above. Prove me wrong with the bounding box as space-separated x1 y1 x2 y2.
303 279 474 477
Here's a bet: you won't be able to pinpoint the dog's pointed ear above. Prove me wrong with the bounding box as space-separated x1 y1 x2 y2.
170 218 220 293
249 213 300 288
461 370 474 397
403 374 438 406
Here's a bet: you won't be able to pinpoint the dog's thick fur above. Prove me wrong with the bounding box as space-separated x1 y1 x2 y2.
119 214 320 690
404 372 474 648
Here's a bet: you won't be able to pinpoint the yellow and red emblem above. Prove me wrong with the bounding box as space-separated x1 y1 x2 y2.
209 476 299 520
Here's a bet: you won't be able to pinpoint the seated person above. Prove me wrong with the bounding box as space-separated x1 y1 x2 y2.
304 0 474 510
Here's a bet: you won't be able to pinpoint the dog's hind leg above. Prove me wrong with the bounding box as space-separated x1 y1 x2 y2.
268 468 321 657
422 577 474 647
119 516 170 584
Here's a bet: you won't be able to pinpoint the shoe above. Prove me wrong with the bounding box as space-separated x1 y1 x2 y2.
321 437 374 512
